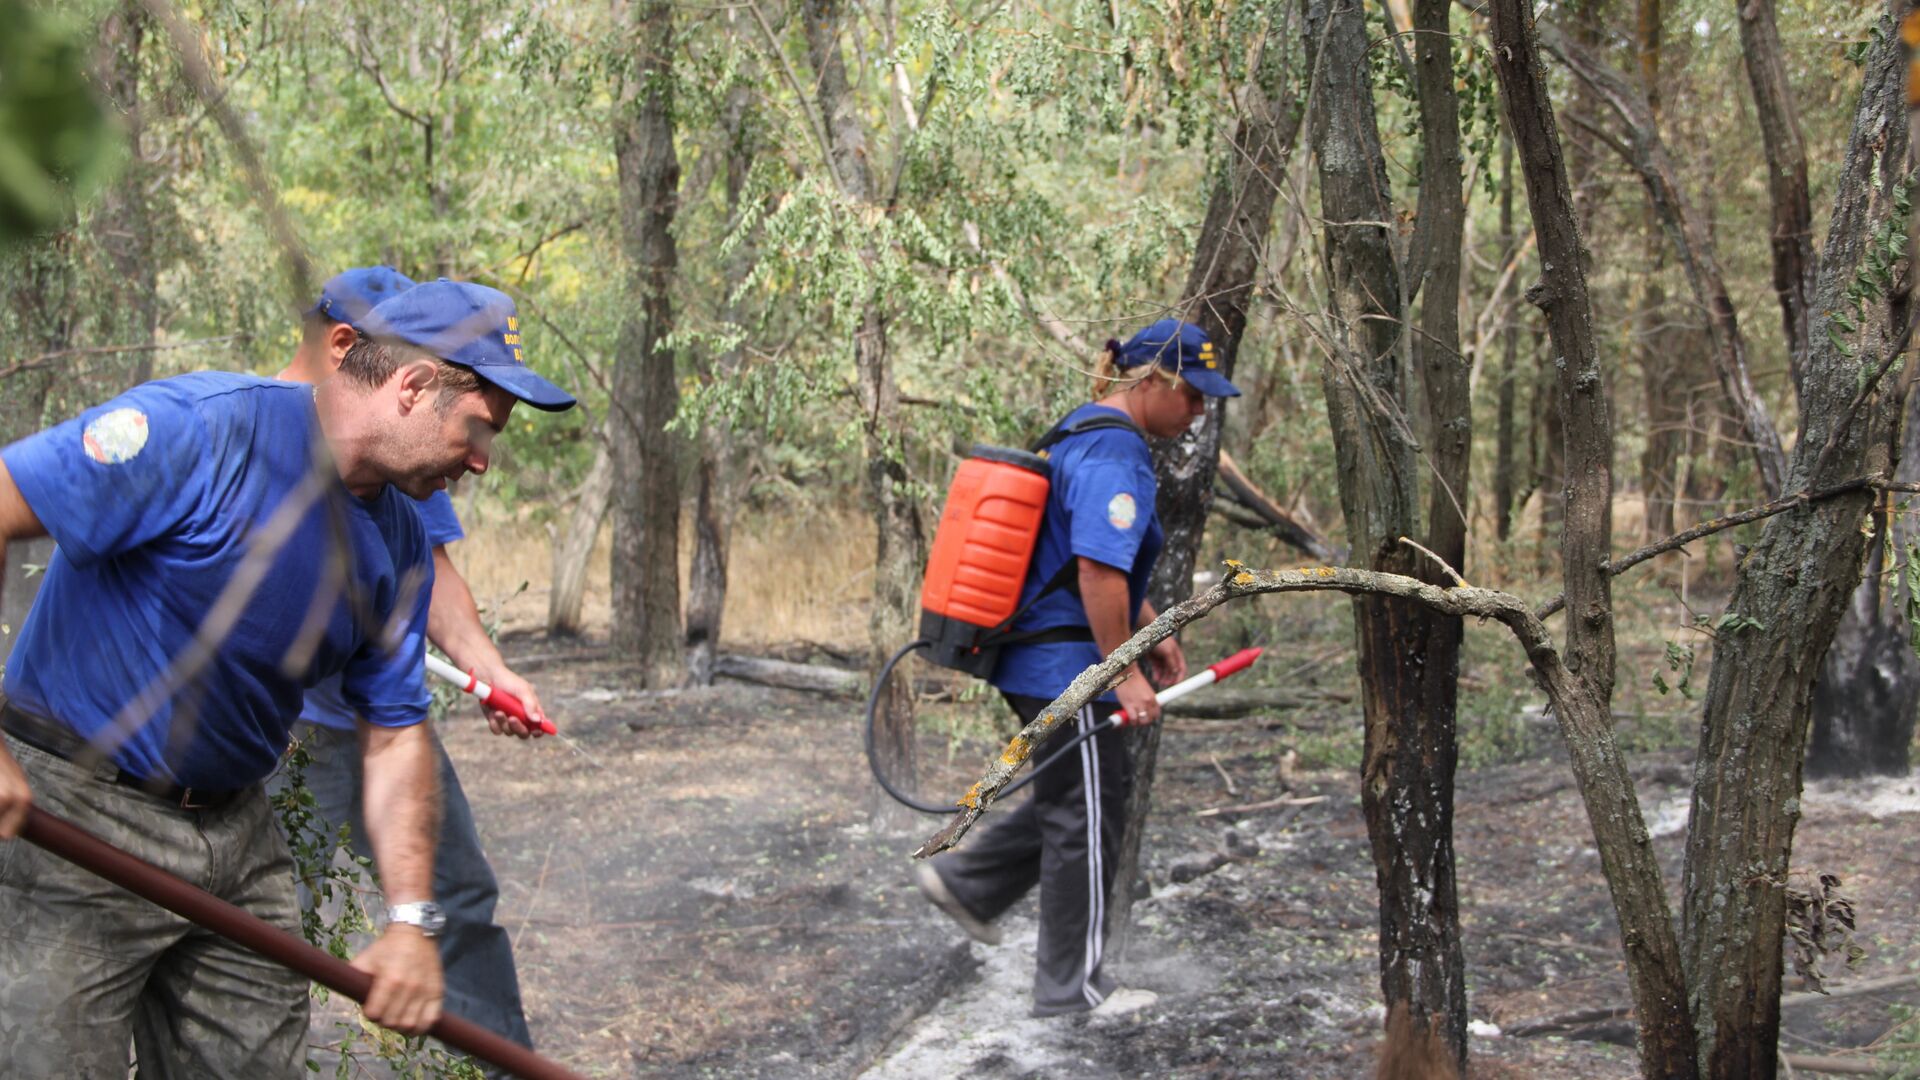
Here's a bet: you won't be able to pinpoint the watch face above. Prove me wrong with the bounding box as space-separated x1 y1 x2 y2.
392 902 447 935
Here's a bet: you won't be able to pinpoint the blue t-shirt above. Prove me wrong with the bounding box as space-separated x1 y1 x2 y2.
302 490 464 732
0 372 435 789
990 404 1163 702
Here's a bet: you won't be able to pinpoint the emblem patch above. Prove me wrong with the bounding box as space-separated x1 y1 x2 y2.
1107 492 1138 530
82 408 149 465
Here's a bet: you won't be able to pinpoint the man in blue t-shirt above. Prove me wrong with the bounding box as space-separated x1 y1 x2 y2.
917 319 1240 1019
0 279 574 1077
266 267 547 1061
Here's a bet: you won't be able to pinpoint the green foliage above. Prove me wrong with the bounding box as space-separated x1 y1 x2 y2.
0 0 120 245
273 742 482 1078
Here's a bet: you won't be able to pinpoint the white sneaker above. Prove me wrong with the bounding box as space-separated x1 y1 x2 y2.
913 862 1002 946
1089 987 1159 1021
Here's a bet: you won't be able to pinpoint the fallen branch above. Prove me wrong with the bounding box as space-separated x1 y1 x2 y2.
1509 973 1920 1043
713 654 862 696
1780 1053 1905 1077
1196 794 1327 818
1215 451 1340 561
1506 1004 1634 1038
1162 687 1350 718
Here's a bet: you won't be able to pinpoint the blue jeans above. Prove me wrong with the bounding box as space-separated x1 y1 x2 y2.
270 722 534 1057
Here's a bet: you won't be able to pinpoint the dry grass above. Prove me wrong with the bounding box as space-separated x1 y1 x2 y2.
443 504 876 649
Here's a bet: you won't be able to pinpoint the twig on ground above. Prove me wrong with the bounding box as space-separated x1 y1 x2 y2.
1208 753 1240 797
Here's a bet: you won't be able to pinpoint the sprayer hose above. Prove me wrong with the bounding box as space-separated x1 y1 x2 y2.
864 640 1113 816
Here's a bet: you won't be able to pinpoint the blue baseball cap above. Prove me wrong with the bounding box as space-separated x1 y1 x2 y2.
360 278 577 412
310 266 417 331
1113 318 1241 397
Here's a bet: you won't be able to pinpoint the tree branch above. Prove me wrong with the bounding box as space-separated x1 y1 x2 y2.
1534 474 1920 619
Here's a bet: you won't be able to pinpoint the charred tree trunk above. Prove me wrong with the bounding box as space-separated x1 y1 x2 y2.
801 0 925 820
1488 1 1699 1075
610 0 685 687
1682 20 1910 1077
685 76 761 687
1305 0 1469 1063
1802 1 1912 780
1114 38 1300 947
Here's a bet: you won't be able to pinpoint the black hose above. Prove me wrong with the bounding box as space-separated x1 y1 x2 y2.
864 640 1114 815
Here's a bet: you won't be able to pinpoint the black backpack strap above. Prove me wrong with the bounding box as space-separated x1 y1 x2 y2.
1029 414 1145 455
978 414 1142 649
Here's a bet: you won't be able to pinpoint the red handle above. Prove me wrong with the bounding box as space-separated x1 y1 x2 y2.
480 686 556 736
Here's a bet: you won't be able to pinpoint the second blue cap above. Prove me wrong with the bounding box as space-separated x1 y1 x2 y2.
360 279 577 412
311 266 417 331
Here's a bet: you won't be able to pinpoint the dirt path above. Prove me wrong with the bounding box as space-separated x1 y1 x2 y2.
400 644 1920 1078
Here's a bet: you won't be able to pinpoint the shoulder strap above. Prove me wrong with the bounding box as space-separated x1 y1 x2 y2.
1029 413 1146 455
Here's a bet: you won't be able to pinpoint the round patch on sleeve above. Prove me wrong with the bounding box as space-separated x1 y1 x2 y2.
1107 492 1139 530
82 407 150 465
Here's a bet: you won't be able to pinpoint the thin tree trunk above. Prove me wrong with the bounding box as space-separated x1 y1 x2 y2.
1737 0 1817 399
1494 133 1522 543
548 436 613 638
610 0 685 686
685 75 761 687
1115 36 1301 950
1488 2 1698 1075
1683 22 1911 1075
800 0 925 822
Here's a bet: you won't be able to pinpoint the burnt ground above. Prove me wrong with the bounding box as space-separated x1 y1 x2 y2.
325 638 1920 1078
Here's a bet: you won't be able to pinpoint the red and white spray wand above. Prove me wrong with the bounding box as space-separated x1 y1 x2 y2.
1108 645 1264 727
424 652 558 736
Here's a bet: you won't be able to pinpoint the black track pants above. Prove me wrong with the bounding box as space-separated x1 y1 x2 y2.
930 693 1132 1015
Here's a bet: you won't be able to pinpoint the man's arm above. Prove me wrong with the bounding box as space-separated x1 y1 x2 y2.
424 545 548 738
1077 557 1163 725
1133 598 1187 686
0 457 48 838
349 720 444 1034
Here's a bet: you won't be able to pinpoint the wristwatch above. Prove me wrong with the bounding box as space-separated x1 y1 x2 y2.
386 901 447 938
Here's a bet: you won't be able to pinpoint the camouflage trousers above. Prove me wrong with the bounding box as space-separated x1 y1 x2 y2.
0 733 308 1079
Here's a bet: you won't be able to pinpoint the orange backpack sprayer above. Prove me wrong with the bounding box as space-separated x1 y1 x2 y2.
915 446 1053 678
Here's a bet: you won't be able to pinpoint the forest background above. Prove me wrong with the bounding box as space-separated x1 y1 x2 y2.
2 0 1917 1076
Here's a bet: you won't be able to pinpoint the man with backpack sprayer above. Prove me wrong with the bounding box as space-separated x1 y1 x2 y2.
912 318 1242 1019
0 278 572 1076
